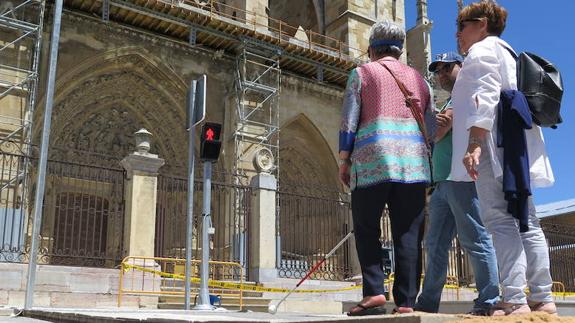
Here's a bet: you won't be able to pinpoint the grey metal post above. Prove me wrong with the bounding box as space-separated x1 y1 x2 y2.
194 161 213 310
24 0 63 310
184 80 197 310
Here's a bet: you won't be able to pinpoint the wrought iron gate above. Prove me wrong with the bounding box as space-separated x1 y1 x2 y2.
0 151 126 267
155 174 251 271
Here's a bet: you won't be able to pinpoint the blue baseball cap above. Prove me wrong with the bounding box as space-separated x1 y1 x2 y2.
428 52 464 72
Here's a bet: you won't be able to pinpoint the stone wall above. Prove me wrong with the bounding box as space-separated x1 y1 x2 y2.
0 263 155 308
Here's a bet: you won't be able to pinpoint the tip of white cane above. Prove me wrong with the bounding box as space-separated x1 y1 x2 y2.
268 304 277 314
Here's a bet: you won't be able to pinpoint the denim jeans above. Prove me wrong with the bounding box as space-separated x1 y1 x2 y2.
416 181 500 313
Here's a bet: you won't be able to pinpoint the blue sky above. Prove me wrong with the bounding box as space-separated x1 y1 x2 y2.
406 1 574 205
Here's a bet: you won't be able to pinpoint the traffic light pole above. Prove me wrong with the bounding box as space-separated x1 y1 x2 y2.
194 161 214 310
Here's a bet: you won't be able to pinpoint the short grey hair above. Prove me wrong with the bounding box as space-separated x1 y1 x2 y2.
368 20 405 59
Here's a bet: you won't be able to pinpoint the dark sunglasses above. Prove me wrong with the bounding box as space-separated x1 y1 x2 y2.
433 63 454 75
457 17 484 32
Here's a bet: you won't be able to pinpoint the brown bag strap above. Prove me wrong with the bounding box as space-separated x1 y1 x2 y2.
378 62 433 182
378 62 432 154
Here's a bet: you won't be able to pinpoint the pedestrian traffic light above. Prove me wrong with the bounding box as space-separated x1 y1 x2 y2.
200 122 222 161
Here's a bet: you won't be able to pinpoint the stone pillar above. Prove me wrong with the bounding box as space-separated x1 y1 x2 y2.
120 129 165 258
248 172 278 282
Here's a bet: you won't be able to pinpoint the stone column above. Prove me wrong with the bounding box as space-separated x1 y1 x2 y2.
248 172 278 282
120 129 165 258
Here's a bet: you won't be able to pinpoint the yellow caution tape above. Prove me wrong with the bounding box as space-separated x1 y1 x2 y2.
122 263 363 293
123 264 575 296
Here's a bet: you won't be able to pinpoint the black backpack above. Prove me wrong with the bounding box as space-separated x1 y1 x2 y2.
505 47 564 128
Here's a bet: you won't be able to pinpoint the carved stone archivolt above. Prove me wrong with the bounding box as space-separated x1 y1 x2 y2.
34 48 189 173
279 113 338 191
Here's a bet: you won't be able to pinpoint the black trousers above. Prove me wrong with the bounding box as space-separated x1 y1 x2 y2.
351 182 426 307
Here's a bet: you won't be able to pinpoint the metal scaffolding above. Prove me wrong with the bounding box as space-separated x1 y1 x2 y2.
0 0 45 260
233 39 281 181
0 0 45 151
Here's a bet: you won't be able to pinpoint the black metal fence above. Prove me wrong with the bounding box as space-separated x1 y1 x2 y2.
155 174 251 270
0 151 126 267
276 184 353 280
542 221 575 292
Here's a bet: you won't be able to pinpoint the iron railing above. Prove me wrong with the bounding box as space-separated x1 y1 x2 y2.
0 151 126 267
542 221 575 292
155 174 251 273
276 184 353 280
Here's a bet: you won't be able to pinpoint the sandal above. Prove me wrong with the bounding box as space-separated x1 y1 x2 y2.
392 307 414 314
490 302 531 316
528 301 557 315
347 303 387 316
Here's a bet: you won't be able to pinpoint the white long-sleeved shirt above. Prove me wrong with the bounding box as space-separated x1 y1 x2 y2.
450 36 554 188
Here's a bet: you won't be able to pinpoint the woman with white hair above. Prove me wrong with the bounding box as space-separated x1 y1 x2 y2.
339 20 434 316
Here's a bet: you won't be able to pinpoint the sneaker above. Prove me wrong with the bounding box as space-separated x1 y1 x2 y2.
528 301 557 315
467 307 491 316
489 302 531 316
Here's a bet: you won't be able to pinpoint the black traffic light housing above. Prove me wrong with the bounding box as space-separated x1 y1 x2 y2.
200 122 222 161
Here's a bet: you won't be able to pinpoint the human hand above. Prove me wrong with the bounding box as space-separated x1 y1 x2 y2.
462 144 481 180
436 110 453 128
339 161 351 188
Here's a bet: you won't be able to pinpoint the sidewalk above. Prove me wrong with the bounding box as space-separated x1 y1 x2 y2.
8 306 575 323
21 308 460 323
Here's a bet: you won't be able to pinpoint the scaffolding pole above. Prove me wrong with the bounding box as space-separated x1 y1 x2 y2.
233 39 281 182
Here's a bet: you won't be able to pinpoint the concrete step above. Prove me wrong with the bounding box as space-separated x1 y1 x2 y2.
159 295 269 305
158 296 271 312
159 286 263 298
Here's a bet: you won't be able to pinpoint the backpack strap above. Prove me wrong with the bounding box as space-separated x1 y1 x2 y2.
502 44 518 60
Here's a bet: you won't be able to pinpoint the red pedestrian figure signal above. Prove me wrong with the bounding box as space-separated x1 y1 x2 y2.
200 122 222 161
205 128 215 141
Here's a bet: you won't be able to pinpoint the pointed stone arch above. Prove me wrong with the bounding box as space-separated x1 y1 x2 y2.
34 47 194 174
279 113 338 189
268 0 321 36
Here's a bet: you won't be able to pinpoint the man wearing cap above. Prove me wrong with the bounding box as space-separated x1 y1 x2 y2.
415 52 500 315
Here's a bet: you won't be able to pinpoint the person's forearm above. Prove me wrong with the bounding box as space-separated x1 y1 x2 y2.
339 151 350 160
435 126 451 143
468 126 488 146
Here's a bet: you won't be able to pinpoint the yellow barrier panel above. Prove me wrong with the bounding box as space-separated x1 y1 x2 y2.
118 256 245 309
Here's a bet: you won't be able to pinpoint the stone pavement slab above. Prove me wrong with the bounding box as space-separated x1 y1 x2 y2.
23 308 459 323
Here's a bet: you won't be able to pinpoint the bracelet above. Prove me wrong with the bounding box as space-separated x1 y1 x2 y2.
338 159 351 166
468 136 483 146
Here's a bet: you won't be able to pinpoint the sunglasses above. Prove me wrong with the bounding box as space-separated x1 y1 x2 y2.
433 63 454 75
457 17 484 32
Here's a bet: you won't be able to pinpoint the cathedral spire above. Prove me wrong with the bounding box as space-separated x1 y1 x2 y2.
417 0 429 25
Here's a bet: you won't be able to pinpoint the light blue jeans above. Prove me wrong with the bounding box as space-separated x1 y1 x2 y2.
416 181 500 313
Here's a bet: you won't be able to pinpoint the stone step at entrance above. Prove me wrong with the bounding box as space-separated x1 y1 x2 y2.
158 295 272 312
